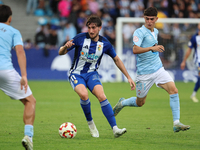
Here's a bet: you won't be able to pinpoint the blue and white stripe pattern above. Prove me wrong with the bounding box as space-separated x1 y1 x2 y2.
188 33 200 67
68 33 116 75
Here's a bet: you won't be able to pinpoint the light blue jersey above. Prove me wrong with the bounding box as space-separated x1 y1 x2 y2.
0 23 23 70
133 25 162 75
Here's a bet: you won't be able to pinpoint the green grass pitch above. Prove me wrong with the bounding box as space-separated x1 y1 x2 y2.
0 81 200 150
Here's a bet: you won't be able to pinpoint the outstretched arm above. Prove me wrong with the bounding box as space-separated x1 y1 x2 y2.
180 48 192 70
58 39 74 55
113 55 135 90
133 45 165 54
15 45 28 93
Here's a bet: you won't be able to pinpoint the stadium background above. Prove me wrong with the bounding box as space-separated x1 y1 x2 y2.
4 0 200 82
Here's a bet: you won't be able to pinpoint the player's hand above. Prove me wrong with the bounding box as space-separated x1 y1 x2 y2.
151 45 165 52
20 76 28 93
64 39 75 49
180 61 186 70
128 78 136 90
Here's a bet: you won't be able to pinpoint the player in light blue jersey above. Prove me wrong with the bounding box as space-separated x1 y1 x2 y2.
180 23 200 103
113 7 190 133
0 5 36 150
59 15 135 138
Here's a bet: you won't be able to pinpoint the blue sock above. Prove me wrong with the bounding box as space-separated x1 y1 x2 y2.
24 125 33 137
122 97 138 107
194 76 200 92
170 93 180 121
100 99 116 128
80 99 92 121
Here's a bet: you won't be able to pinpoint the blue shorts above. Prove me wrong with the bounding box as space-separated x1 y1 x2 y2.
69 71 102 92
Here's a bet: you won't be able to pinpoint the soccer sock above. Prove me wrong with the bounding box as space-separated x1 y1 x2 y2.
122 97 138 107
80 99 92 121
170 93 180 122
87 120 96 130
24 125 33 142
100 99 117 128
193 76 200 95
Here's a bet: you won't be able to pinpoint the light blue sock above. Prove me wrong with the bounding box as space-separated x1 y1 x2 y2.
100 99 116 128
122 97 138 107
80 99 92 121
24 125 33 137
170 93 180 121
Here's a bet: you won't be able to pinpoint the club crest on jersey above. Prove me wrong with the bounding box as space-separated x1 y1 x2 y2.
98 45 102 51
74 80 78 84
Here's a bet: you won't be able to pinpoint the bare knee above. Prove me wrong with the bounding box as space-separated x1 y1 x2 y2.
96 93 107 102
136 97 146 107
79 91 89 100
169 87 178 95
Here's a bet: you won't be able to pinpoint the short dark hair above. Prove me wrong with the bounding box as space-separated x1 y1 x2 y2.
0 5 12 22
86 15 102 27
144 7 158 16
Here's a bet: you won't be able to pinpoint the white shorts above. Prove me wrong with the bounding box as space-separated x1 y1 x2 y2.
0 69 32 100
136 67 174 98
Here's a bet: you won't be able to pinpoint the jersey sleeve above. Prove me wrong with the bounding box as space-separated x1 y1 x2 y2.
133 28 144 47
106 44 117 58
13 30 23 47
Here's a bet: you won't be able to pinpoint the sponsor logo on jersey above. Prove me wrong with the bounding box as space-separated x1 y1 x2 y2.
80 51 99 59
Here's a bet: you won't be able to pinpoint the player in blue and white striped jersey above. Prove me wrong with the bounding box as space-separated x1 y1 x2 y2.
59 15 135 138
113 7 190 133
180 23 200 103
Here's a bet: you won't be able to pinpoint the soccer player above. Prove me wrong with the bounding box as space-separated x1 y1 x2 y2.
180 23 200 103
59 15 135 138
0 5 36 150
113 7 190 133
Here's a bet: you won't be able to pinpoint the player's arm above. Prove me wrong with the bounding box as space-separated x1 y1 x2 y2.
133 45 165 54
15 45 28 93
180 48 192 70
113 55 135 90
59 39 74 55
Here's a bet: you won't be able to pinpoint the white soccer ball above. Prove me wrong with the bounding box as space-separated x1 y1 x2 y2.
59 122 77 139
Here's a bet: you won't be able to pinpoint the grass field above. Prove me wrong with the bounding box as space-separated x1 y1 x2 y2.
0 81 200 150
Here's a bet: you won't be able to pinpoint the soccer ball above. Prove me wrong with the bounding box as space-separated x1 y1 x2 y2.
59 122 77 139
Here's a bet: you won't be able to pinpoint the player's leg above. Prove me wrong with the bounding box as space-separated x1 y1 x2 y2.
92 84 126 138
0 70 35 150
21 95 36 150
86 72 126 138
157 69 190 132
190 75 200 102
113 75 153 116
69 74 98 137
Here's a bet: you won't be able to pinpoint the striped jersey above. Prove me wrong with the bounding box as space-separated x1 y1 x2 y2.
68 32 116 75
0 23 23 70
188 33 200 66
133 25 163 75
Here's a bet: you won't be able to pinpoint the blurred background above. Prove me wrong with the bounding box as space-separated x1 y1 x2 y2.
2 0 200 82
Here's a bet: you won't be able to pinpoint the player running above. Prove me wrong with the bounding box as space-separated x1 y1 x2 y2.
113 7 190 133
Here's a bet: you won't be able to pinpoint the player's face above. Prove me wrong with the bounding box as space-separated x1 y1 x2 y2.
87 23 102 41
144 16 158 31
